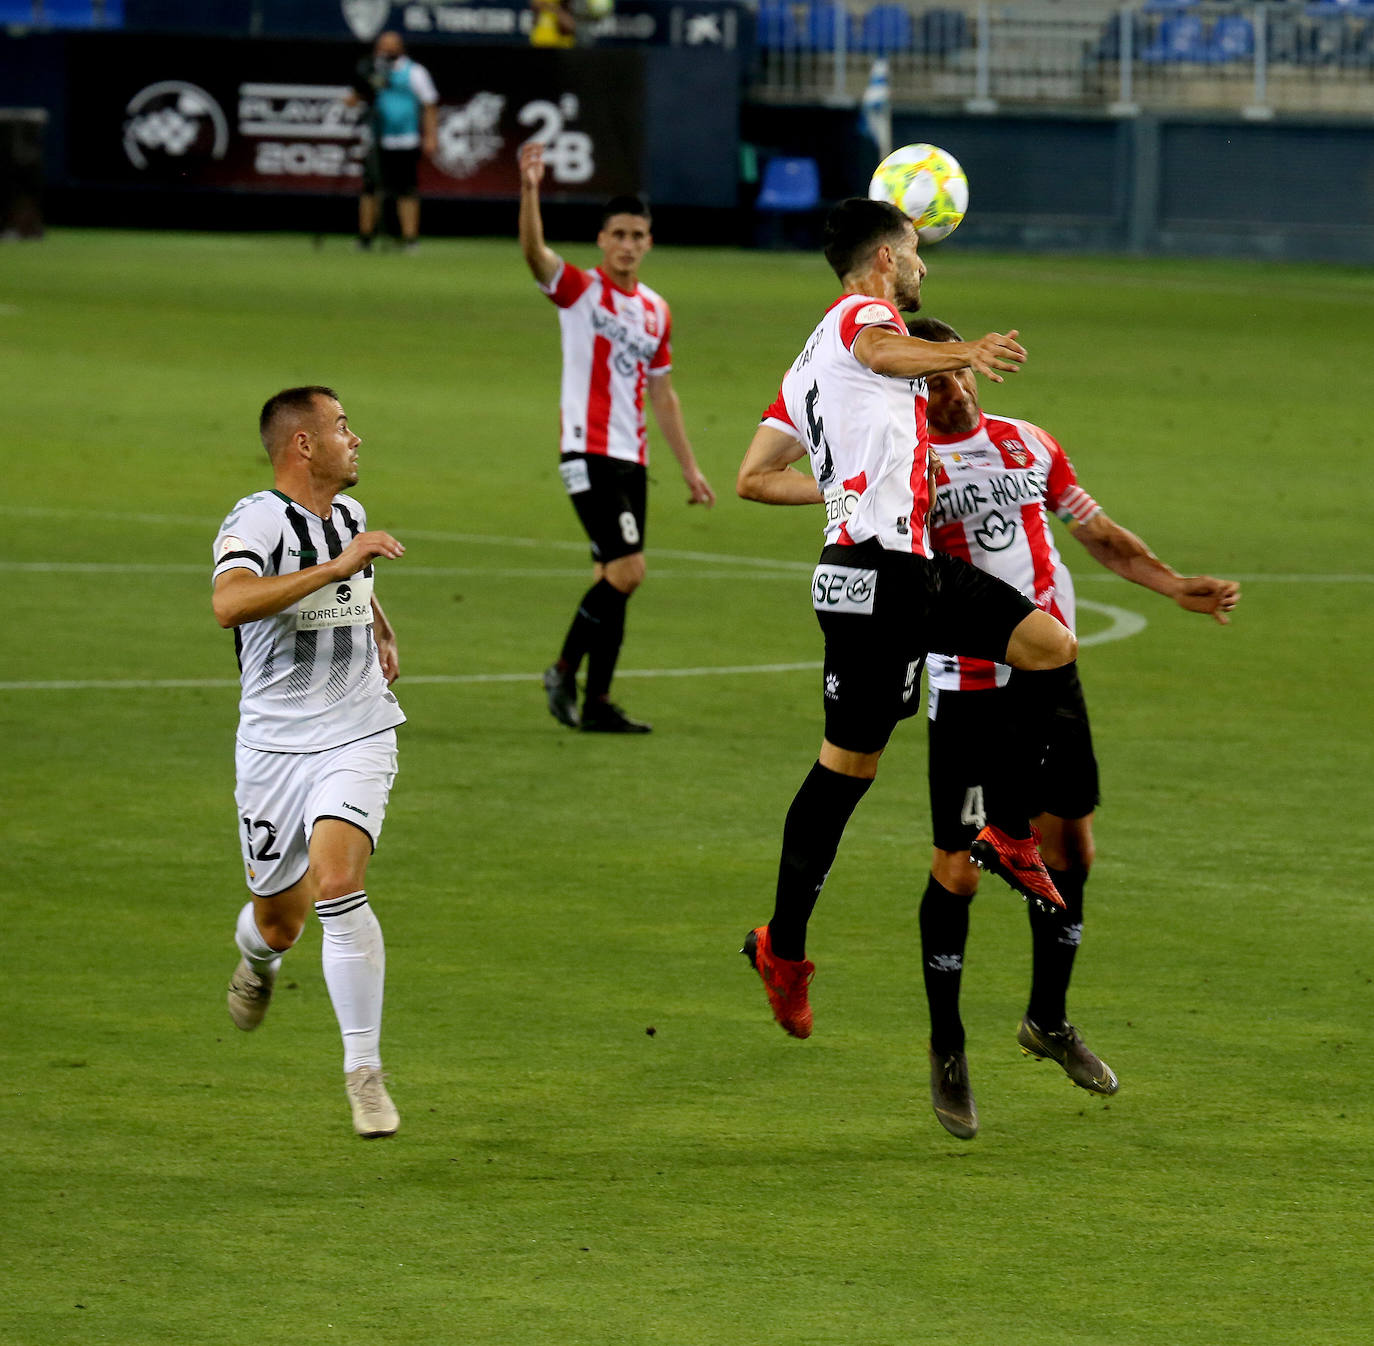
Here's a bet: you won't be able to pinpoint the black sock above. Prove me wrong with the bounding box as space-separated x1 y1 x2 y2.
584 582 629 704
1027 864 1087 1028
558 579 622 680
767 762 872 961
920 876 973 1056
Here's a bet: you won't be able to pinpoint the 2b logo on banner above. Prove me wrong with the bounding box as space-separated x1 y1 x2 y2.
519 94 594 185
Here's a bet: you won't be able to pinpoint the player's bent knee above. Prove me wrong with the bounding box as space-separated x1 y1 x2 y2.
606 554 645 593
818 740 883 780
931 850 980 897
1005 610 1076 671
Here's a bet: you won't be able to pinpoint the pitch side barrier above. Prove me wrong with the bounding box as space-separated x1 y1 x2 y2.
0 31 741 216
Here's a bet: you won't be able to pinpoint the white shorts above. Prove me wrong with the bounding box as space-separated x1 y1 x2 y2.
233 729 399 897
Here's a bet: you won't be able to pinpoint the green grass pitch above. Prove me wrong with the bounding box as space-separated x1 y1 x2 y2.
3 229 1373 1345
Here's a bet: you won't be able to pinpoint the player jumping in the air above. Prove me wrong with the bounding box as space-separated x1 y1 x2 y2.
912 317 1239 1139
735 199 1076 1042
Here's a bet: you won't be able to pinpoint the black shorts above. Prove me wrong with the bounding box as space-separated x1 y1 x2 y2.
927 665 1100 852
362 146 420 197
559 453 647 564
813 540 1035 755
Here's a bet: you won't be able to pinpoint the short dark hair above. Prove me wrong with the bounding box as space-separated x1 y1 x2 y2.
906 317 963 343
823 198 912 282
259 385 338 457
602 194 651 228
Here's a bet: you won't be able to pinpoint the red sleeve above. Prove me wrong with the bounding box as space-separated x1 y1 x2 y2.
650 305 672 371
1034 426 1077 510
544 262 593 309
761 385 798 433
838 297 905 351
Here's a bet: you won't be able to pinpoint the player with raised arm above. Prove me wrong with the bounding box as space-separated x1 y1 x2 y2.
212 386 407 1138
519 139 715 734
735 199 1077 1042
910 317 1239 1138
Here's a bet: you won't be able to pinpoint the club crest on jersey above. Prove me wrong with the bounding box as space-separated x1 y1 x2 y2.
219 535 244 557
999 439 1031 467
643 305 659 338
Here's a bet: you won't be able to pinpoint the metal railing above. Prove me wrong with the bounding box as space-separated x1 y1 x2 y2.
749 2 1374 119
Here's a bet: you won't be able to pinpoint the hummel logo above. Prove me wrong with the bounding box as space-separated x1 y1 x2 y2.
342 802 369 817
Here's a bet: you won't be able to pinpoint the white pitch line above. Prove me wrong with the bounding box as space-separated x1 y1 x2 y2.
7 559 1371 584
0 661 824 693
3 506 1370 583
0 605 1146 693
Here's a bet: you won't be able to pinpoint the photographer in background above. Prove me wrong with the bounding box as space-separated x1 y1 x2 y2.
348 31 439 253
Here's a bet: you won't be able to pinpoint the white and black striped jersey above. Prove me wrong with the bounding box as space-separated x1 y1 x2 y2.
212 489 406 753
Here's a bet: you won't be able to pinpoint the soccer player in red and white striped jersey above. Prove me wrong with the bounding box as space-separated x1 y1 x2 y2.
735 199 1079 1050
519 140 715 734
912 316 1240 1134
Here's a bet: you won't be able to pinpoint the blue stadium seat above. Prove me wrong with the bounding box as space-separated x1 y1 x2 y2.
1140 12 1207 62
1207 14 1254 62
97 0 123 25
860 4 913 54
801 2 858 52
756 2 801 50
40 0 95 25
919 7 968 56
0 0 34 20
756 156 821 212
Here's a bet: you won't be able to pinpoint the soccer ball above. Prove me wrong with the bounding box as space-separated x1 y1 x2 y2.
868 143 969 245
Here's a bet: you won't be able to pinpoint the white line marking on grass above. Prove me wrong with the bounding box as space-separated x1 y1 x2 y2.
4 508 1371 583
0 603 1148 693
0 662 824 693
1077 599 1147 648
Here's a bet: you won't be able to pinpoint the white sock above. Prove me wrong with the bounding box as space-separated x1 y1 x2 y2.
315 891 385 1073
234 902 283 977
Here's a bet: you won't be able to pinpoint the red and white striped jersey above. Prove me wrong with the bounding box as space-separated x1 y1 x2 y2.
761 292 931 554
541 261 673 464
926 412 1100 692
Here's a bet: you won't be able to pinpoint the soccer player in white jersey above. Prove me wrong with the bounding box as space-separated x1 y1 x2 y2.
909 318 1239 1138
519 139 716 734
211 386 407 1138
735 198 1078 1043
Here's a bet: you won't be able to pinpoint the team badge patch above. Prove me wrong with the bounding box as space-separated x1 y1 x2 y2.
999 440 1030 467
853 302 896 326
219 535 245 557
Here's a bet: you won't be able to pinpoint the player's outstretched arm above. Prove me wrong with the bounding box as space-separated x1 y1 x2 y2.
855 328 1026 383
1072 513 1240 625
737 425 821 506
518 141 561 286
212 531 405 628
648 373 715 506
371 595 399 684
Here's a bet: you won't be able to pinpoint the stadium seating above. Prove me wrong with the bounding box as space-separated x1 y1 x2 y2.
755 2 801 51
800 2 859 52
39 0 95 25
859 4 914 55
756 156 821 212
1207 13 1255 62
0 0 34 21
919 7 968 56
1139 12 1207 62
